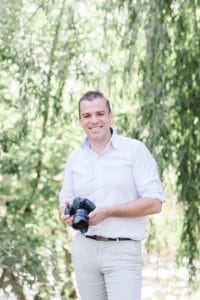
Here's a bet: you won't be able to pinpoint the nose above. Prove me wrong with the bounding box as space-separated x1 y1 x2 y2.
90 115 98 124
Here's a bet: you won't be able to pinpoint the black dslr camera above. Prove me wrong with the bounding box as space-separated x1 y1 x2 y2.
65 197 96 233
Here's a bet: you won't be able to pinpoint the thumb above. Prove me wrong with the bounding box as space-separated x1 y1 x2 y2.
89 209 97 218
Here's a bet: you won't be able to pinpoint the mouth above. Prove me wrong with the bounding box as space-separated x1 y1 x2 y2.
89 126 103 130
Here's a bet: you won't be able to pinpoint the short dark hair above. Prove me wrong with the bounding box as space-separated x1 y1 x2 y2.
78 91 111 117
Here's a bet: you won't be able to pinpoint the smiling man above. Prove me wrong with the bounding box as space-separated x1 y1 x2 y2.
78 94 112 153
59 91 165 300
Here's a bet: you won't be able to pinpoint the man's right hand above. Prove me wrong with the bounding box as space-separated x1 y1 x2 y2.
59 202 73 227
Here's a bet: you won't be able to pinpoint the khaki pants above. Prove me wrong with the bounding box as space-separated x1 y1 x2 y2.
71 233 142 300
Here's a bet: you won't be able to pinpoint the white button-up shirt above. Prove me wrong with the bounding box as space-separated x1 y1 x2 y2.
59 130 165 240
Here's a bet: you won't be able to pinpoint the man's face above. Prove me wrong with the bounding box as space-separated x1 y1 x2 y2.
79 98 112 143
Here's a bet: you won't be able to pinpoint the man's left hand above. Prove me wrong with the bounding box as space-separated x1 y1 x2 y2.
88 208 108 225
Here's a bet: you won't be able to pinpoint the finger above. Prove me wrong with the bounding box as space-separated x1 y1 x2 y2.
62 215 71 221
65 201 71 207
89 210 97 218
65 218 73 226
63 217 73 226
61 212 68 219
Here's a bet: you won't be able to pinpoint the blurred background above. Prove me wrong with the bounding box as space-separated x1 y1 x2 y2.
0 0 199 299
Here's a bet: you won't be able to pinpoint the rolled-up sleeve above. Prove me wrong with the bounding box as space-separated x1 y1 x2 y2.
132 142 165 202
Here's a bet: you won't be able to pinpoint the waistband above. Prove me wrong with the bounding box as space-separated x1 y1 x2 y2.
85 235 135 242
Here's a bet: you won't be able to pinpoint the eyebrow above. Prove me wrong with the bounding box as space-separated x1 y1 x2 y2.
81 110 106 116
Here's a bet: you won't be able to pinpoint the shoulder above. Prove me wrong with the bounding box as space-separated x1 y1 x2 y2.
116 134 153 160
117 134 147 151
67 145 83 162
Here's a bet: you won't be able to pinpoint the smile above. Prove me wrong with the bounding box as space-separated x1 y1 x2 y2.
89 126 102 129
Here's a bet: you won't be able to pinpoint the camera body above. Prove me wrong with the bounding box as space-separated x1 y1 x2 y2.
65 197 96 233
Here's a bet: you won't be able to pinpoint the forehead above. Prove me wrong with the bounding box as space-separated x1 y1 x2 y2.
79 98 109 114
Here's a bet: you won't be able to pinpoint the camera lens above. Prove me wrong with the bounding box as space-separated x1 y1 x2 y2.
72 209 89 231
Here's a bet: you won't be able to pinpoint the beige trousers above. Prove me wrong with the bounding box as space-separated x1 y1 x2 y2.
71 233 142 300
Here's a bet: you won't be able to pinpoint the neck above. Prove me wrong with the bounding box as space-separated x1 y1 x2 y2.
89 134 112 155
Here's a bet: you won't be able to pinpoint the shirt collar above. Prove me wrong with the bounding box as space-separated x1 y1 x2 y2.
80 128 120 150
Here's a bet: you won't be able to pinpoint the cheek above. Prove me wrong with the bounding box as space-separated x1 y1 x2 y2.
79 120 87 128
106 118 112 126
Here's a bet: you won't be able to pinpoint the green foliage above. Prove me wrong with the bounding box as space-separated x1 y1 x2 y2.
0 0 79 297
119 0 200 282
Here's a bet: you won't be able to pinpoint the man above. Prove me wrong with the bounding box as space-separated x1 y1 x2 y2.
59 91 165 300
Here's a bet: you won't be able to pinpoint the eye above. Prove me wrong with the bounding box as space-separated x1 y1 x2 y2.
82 114 90 118
97 112 105 116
